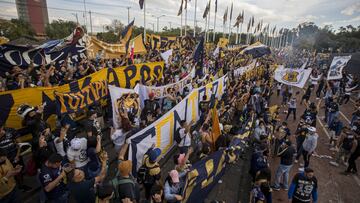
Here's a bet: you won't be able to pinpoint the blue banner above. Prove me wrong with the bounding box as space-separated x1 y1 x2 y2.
0 27 86 76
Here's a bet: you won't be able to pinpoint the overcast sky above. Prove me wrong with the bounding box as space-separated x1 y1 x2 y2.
1 0 360 33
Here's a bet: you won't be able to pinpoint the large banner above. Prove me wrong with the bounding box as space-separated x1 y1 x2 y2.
108 85 139 129
146 34 195 51
274 65 312 88
327 55 352 80
240 42 271 58
127 75 228 173
233 60 256 77
54 81 108 114
0 27 86 75
0 62 164 129
136 70 194 107
87 34 147 59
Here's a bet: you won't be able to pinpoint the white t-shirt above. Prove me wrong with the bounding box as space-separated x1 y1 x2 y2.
67 138 89 168
178 128 191 147
111 129 126 147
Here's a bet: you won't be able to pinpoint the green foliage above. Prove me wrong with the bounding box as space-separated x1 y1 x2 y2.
293 22 360 53
45 20 78 39
0 19 35 40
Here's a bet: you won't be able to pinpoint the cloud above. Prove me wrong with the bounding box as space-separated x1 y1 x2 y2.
341 2 360 16
296 15 319 23
91 16 112 27
2 6 17 18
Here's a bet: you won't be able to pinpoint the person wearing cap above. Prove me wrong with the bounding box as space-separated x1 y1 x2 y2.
164 170 186 203
0 149 22 203
17 103 48 139
330 128 357 167
142 146 162 200
288 168 318 203
39 153 68 203
113 160 140 202
67 151 108 203
272 140 296 191
67 137 89 171
300 127 318 169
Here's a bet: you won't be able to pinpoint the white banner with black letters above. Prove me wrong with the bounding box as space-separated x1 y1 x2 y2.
127 75 228 172
327 55 352 80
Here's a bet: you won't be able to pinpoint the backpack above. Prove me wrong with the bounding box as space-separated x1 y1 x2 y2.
136 165 149 184
111 177 135 200
136 157 158 185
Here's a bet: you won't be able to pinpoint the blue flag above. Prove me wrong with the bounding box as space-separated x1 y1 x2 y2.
193 36 204 63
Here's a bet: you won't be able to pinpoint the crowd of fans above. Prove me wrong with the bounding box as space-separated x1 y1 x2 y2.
0 44 260 203
1 43 360 203
248 51 360 203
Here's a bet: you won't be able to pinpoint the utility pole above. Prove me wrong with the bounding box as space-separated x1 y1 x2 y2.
143 0 146 37
83 0 87 31
169 22 172 30
89 10 93 35
152 15 165 33
193 0 197 37
72 13 79 25
126 7 131 24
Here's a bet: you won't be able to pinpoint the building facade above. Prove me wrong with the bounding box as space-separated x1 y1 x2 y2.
16 0 49 36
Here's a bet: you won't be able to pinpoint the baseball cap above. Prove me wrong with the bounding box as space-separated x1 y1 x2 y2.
118 160 132 177
71 138 82 150
169 170 180 183
149 148 161 162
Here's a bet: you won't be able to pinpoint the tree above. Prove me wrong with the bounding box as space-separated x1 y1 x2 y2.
0 19 35 40
45 20 78 39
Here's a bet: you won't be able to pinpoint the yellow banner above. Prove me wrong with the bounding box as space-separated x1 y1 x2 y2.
0 62 164 129
87 34 147 59
55 81 108 114
146 34 195 51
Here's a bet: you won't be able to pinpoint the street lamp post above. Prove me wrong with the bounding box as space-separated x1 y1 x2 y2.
149 23 155 33
152 15 165 33
126 7 131 24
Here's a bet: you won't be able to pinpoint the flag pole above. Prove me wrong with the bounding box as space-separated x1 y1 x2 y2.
239 22 242 44
181 11 183 36
227 16 231 42
213 1 217 42
185 2 188 36
143 0 146 37
235 25 239 44
194 0 197 37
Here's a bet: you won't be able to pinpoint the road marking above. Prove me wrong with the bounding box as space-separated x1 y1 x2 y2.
339 111 351 124
353 175 360 187
317 116 330 139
